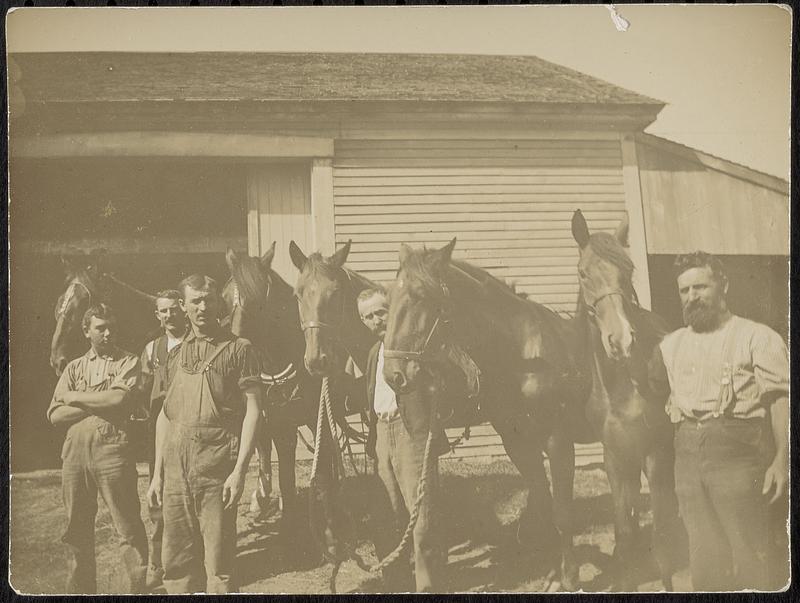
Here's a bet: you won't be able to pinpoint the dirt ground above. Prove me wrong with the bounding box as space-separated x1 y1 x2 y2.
10 457 693 594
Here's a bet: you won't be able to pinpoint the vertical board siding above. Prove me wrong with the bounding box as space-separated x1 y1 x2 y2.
333 139 628 314
247 164 312 284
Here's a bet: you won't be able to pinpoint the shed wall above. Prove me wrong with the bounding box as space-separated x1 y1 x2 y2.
333 138 628 313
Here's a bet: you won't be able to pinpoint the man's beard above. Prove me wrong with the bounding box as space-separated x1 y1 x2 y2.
683 300 723 332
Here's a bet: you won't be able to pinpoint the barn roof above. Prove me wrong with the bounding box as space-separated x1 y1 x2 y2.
11 52 663 106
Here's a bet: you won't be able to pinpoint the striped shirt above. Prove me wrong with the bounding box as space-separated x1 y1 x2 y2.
659 315 789 420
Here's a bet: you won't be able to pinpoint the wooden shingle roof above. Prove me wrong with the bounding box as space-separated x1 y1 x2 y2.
12 52 663 106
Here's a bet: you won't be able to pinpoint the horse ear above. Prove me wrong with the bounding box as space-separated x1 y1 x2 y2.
329 240 351 268
60 255 74 272
289 240 308 271
571 209 590 249
260 241 276 269
432 238 457 266
225 247 238 272
614 213 630 247
399 243 413 264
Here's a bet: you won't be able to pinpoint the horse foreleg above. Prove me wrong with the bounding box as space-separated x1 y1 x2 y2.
272 416 299 539
495 416 559 561
603 437 642 591
644 438 680 591
250 416 274 516
546 430 578 591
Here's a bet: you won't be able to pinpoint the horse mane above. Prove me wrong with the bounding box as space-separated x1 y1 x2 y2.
400 247 530 307
587 232 635 282
229 255 270 303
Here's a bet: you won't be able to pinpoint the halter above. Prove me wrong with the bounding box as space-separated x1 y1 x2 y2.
383 282 450 362
583 287 640 318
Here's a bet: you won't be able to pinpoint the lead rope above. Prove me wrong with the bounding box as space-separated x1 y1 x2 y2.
312 376 438 592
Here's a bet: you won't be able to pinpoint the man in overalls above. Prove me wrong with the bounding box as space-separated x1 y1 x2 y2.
651 252 789 590
146 275 262 594
47 303 148 593
138 289 186 590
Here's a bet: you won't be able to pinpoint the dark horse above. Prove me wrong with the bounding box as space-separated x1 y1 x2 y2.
571 210 680 590
51 251 156 376
288 240 381 586
221 245 321 539
381 238 590 591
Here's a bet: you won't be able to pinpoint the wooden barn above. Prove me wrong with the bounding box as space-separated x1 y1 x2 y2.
9 52 789 468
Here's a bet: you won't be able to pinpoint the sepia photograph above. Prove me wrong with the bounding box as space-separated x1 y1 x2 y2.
6 5 791 594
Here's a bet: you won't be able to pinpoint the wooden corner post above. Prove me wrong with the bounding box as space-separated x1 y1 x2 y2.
620 133 652 310
311 158 335 256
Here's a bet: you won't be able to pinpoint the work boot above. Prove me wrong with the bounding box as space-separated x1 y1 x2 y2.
146 565 164 592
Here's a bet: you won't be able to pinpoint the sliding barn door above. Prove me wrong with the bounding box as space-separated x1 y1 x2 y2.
247 164 313 284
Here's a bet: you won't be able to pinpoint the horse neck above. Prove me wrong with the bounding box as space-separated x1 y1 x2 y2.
267 273 307 368
339 270 376 371
98 274 158 351
443 266 525 366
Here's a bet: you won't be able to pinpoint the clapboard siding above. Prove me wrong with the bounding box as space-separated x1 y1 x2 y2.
333 139 626 312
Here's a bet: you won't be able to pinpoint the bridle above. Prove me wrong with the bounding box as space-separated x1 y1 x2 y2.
383 282 450 363
222 276 271 329
57 280 93 318
583 286 640 318
298 268 353 340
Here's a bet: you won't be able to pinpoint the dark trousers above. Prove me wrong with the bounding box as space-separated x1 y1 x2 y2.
674 417 770 591
60 418 148 594
374 415 443 592
161 425 239 594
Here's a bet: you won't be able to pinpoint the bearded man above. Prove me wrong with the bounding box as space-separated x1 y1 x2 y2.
651 252 789 591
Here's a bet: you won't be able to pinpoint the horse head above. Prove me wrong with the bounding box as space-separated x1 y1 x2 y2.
571 209 637 361
289 240 354 377
383 238 457 393
222 243 276 342
50 251 106 375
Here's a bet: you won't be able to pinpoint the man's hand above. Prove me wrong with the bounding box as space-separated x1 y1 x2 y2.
147 474 163 508
762 454 789 504
222 466 246 510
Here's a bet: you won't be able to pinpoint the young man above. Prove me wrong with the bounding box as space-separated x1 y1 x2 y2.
138 289 186 590
651 252 789 590
357 287 446 592
47 303 148 594
146 275 262 594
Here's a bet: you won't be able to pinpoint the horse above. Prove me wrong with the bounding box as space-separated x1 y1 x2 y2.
221 245 321 542
288 239 383 590
570 209 680 590
381 238 591 591
51 251 157 376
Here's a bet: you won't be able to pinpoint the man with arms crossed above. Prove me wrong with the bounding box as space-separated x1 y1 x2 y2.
138 289 186 590
652 252 789 590
357 287 446 592
147 275 262 593
48 303 148 593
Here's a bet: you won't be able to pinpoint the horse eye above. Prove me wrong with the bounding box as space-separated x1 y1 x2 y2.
578 269 587 279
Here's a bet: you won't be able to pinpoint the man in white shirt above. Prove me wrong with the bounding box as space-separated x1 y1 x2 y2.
138 290 186 590
358 288 446 592
650 252 789 590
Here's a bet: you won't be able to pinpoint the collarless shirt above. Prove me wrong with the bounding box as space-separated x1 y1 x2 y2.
373 343 399 415
48 346 140 424
659 315 789 419
163 327 261 414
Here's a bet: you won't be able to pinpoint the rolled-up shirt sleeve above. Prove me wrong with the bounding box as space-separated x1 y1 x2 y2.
47 362 77 422
236 340 263 391
752 327 789 401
